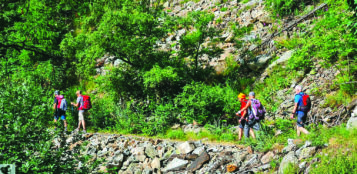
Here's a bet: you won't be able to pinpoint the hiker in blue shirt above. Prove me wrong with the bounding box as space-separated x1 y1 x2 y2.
291 85 310 136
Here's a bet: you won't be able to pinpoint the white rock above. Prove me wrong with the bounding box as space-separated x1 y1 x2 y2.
177 141 195 154
162 158 188 172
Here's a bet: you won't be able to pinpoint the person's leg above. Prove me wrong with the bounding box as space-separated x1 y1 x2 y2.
249 128 256 139
297 112 309 136
54 116 58 130
78 111 83 130
61 115 67 131
238 128 243 140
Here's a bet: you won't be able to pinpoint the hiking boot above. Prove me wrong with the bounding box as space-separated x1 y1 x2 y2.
82 130 87 134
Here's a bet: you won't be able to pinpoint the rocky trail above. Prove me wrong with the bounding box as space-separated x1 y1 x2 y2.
52 103 357 174
54 131 320 174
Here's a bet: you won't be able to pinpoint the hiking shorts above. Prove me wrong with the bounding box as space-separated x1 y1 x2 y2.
297 112 307 127
78 110 85 121
54 115 66 121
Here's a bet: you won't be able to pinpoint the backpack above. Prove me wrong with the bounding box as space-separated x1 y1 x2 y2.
56 95 64 109
60 98 67 111
249 99 266 121
81 95 92 110
296 93 311 112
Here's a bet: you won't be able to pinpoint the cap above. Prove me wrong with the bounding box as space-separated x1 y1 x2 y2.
238 93 246 99
54 90 60 95
249 92 255 97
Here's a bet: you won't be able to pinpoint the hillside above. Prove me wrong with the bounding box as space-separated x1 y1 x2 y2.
0 0 356 173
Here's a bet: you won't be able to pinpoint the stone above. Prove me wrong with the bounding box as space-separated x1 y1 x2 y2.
247 54 272 70
278 152 298 174
131 147 146 162
226 164 238 172
98 166 107 173
151 157 161 169
282 144 296 154
347 99 357 111
243 154 259 167
114 59 123 67
177 141 195 154
145 145 158 159
268 50 294 69
185 154 199 160
347 117 357 130
299 161 307 169
162 158 188 172
171 124 180 129
233 151 248 163
261 151 274 164
192 146 205 155
299 147 317 160
187 151 210 172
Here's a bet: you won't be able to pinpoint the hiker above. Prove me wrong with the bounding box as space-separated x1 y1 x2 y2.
240 92 265 138
236 93 255 140
53 90 68 132
290 85 310 136
71 90 87 133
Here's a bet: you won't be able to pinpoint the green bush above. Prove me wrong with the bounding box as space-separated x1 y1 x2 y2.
175 82 239 125
265 0 319 16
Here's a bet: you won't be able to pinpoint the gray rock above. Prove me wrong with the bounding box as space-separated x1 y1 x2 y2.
233 151 249 163
192 146 205 155
243 154 259 167
261 151 274 164
162 158 188 172
114 59 123 67
145 145 158 159
151 157 161 169
278 151 298 174
268 50 294 69
299 147 316 160
282 144 296 154
187 151 210 172
247 54 272 70
347 117 357 130
177 141 195 154
299 161 307 169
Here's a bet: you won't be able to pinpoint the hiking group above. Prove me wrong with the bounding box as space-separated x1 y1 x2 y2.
236 85 311 140
53 90 92 133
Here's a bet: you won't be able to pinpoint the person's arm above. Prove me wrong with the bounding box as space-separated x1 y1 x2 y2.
71 97 80 108
291 103 298 119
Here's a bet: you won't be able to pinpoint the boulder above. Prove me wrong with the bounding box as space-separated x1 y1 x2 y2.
151 157 161 169
298 147 317 160
278 151 298 174
347 116 357 130
162 158 188 172
145 145 158 159
192 146 205 155
247 54 272 70
187 151 210 172
261 151 274 164
177 141 195 154
268 50 294 69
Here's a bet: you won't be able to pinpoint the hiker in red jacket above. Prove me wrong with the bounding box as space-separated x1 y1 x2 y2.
71 90 86 133
236 93 255 140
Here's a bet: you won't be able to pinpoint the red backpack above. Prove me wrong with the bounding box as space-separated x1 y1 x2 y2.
80 95 92 110
297 93 311 112
56 95 64 109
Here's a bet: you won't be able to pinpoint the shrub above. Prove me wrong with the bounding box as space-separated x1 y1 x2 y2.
175 82 239 125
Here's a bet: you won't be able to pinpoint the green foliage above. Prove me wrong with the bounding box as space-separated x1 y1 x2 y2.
265 0 319 16
166 129 187 140
175 82 239 124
